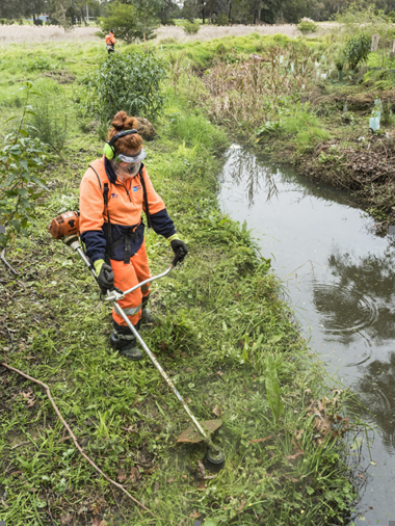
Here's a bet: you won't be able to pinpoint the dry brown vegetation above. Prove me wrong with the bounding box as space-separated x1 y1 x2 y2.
0 22 335 45
0 25 98 44
202 44 321 129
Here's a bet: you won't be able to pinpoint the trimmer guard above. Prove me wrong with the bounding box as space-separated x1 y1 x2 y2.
177 420 222 443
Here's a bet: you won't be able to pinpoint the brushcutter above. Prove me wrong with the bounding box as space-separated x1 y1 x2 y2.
48 212 225 471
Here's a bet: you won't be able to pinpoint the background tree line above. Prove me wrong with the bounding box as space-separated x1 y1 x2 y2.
181 0 395 24
2 0 395 28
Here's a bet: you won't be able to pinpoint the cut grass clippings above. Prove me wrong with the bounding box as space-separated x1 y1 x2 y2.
0 36 363 525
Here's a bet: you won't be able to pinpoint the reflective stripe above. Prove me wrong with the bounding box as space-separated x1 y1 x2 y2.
122 304 142 316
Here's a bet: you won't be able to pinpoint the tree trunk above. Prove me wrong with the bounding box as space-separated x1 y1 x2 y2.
256 7 261 24
202 5 205 24
80 6 88 27
33 12 36 23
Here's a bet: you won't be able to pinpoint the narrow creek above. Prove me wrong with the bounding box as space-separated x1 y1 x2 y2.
218 146 395 525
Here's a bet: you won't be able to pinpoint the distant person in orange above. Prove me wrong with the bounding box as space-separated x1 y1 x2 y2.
105 29 116 55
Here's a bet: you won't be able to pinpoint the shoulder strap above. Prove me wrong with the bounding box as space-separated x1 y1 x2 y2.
139 167 152 229
89 164 112 265
89 164 102 192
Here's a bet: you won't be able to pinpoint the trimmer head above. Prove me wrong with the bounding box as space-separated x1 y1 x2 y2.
203 449 225 472
177 420 223 444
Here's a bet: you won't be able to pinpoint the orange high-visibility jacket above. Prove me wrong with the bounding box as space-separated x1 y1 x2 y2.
105 33 116 45
79 157 176 264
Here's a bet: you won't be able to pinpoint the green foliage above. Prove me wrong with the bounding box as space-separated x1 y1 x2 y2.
182 20 200 35
213 13 229 26
343 33 371 70
297 20 318 33
98 1 159 44
335 5 394 40
79 52 166 123
28 82 68 154
256 102 330 153
387 10 395 22
256 121 282 136
167 111 228 151
335 52 345 71
265 354 284 423
0 82 49 247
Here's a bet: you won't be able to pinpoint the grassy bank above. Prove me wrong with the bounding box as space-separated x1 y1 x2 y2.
149 28 395 233
0 40 360 525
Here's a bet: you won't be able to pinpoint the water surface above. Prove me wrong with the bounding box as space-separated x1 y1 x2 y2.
218 146 395 524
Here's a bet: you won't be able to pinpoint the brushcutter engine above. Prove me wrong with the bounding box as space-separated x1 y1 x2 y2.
48 211 80 240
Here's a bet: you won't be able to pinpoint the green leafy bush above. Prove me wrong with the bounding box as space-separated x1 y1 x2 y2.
344 33 371 70
297 19 318 33
387 10 395 22
0 83 49 247
98 1 159 44
79 52 167 123
182 20 200 35
28 83 68 154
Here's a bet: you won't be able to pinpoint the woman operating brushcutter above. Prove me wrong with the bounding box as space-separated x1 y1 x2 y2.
79 111 188 360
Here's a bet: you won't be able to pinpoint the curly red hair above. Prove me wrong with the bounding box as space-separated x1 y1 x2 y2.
108 111 143 154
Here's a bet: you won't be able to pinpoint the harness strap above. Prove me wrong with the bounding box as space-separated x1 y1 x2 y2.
139 168 152 229
103 183 112 266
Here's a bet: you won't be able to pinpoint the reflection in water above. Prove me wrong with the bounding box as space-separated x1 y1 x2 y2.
218 147 395 524
320 248 395 344
357 352 395 452
224 149 279 206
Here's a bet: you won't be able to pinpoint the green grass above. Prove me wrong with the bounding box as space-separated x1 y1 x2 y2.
0 36 362 526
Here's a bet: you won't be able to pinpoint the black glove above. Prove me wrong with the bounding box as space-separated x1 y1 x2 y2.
170 239 188 263
97 262 114 294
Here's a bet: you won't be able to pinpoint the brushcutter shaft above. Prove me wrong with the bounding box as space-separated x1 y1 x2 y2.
105 266 174 302
113 302 209 441
63 239 219 450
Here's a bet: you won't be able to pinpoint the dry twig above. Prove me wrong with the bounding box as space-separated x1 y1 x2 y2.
0 248 18 276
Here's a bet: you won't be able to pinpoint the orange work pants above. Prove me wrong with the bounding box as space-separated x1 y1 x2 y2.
111 239 151 327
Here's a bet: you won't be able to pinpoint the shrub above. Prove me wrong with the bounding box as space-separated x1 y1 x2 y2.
28 84 68 154
80 52 167 124
213 13 229 26
98 1 159 44
343 33 371 70
34 19 43 26
0 82 48 247
183 20 200 35
387 10 395 23
297 18 318 33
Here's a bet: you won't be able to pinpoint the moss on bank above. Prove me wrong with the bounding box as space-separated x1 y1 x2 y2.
0 40 359 525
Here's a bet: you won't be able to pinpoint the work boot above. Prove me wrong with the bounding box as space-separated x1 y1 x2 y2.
110 331 143 361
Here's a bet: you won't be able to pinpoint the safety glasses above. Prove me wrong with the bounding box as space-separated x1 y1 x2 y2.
115 149 146 164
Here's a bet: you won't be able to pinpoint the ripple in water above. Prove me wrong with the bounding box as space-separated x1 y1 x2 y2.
313 283 378 334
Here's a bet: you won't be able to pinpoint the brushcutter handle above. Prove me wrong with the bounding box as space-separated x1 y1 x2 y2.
172 248 185 268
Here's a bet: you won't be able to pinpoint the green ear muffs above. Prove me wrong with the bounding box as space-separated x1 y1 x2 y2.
104 129 138 159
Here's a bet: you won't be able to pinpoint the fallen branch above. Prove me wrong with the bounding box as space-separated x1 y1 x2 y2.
0 248 18 276
11 441 30 450
0 361 155 519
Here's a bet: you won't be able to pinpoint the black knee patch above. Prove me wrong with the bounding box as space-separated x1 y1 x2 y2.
112 319 141 334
